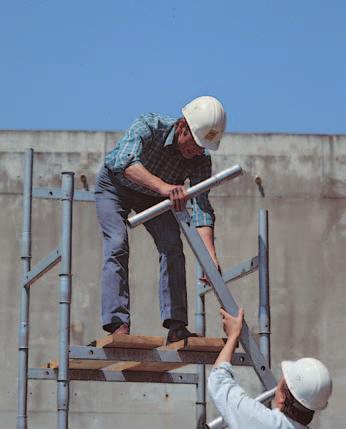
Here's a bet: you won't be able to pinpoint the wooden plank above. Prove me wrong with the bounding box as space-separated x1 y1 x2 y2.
90 334 225 351
46 336 226 372
94 334 165 349
47 359 186 372
164 336 227 352
48 359 113 370
105 362 186 372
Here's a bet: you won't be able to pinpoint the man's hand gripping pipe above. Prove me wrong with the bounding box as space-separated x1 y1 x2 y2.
127 164 243 228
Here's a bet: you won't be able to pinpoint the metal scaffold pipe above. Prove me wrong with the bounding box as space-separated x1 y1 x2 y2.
17 148 33 429
195 263 206 428
57 172 74 429
127 164 243 228
258 209 271 368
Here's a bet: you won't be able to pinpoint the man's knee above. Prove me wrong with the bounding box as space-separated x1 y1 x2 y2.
105 233 129 257
160 237 184 257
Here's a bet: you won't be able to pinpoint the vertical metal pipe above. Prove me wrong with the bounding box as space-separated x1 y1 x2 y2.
57 172 74 429
195 263 206 429
17 148 33 429
258 209 271 368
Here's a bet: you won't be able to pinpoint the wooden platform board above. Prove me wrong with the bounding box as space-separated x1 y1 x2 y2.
47 359 185 372
46 334 226 372
94 333 165 349
164 336 226 352
93 333 226 351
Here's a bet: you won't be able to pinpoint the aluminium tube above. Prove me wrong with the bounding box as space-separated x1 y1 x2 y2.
57 172 74 429
195 263 206 428
206 387 277 429
258 209 271 368
17 148 33 429
128 164 243 228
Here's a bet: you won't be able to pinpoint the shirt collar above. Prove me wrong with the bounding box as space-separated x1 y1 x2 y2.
163 121 209 157
164 123 177 147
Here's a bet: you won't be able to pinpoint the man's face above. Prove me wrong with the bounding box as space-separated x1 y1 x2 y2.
176 119 204 159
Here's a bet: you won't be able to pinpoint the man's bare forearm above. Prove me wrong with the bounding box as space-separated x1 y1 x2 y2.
213 336 238 368
197 226 219 266
124 164 166 194
124 164 187 211
213 308 244 368
124 168 218 258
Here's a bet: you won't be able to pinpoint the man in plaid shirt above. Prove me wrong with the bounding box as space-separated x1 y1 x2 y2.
95 96 227 342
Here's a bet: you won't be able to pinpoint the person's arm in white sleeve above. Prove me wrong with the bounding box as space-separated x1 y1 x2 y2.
208 309 289 429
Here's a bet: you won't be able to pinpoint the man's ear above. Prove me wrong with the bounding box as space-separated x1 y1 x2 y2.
277 388 286 410
177 118 186 129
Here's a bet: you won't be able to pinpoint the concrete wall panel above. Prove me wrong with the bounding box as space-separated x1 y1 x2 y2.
1 131 345 428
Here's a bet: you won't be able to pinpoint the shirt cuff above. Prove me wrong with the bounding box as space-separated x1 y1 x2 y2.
191 212 215 228
105 157 142 173
211 362 234 374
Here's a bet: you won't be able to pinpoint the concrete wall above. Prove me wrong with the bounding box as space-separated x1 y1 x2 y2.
0 131 345 428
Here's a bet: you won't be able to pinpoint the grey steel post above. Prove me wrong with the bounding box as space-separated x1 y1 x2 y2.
174 210 277 390
258 209 271 368
195 263 206 428
58 172 74 429
17 148 33 429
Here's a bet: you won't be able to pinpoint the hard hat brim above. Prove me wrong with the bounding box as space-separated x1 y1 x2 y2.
281 360 294 385
189 127 220 151
281 360 295 394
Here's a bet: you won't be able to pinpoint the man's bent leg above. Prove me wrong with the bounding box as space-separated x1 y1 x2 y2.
144 210 188 327
95 191 131 332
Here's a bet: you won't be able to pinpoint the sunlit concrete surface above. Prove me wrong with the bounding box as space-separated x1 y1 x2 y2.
0 130 345 428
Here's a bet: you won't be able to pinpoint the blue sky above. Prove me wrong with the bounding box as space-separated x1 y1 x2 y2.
0 0 345 134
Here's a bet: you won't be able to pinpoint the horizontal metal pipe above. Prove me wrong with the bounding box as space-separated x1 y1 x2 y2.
128 164 243 228
28 368 198 384
207 387 277 429
69 346 252 367
33 187 95 202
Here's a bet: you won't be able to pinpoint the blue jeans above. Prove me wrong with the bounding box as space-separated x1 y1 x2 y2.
95 166 187 331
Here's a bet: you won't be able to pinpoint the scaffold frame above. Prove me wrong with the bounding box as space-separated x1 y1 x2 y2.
17 148 276 429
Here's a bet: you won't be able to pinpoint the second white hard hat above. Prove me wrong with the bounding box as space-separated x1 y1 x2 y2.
281 358 332 411
182 96 226 151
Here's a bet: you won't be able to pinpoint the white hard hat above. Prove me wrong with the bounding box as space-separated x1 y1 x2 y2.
182 96 226 151
281 358 332 411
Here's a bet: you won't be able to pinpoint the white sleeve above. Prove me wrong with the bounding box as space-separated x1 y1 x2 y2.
208 363 292 429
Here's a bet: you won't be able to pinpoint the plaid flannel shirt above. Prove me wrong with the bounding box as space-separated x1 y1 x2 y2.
105 113 215 227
